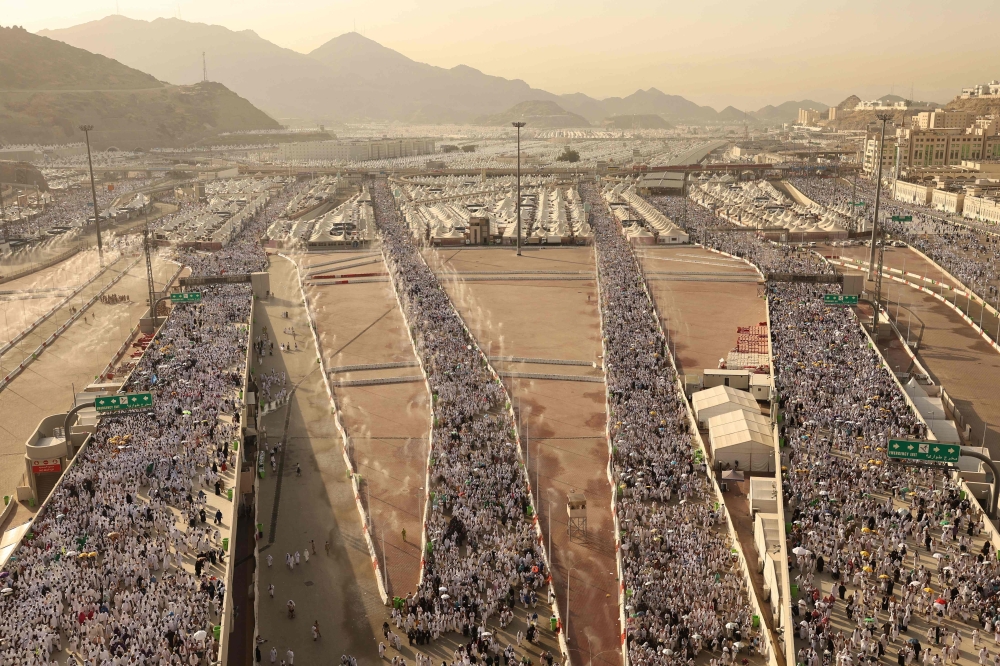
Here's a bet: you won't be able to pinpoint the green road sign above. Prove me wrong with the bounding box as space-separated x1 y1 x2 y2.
95 392 154 413
891 215 913 222
887 440 960 463
823 294 859 305
850 201 865 206
170 292 202 304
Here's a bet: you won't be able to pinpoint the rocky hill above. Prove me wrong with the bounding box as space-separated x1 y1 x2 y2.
0 25 279 148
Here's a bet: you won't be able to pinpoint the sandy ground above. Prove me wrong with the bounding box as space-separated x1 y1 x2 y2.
637 246 765 377
424 246 622 666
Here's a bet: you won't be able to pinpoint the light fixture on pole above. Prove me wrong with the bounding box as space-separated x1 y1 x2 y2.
512 121 526 257
869 112 893 334
79 124 104 267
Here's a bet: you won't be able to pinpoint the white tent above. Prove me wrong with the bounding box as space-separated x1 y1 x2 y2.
691 385 759 428
708 408 775 472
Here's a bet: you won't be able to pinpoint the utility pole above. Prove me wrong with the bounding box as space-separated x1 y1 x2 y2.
512 121 526 256
80 124 104 267
202 52 207 82
851 168 858 233
0 177 7 242
870 112 893 335
868 114 892 280
143 205 156 322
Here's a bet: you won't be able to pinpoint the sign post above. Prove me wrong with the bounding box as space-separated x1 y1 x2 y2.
95 392 154 413
823 294 859 306
170 292 202 304
887 440 960 463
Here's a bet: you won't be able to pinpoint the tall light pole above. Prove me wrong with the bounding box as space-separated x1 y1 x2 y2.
869 113 893 335
0 177 7 242
512 121 526 256
80 125 104 267
868 113 892 280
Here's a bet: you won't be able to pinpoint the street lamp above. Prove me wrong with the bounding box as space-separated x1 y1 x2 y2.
512 121 526 256
79 124 104 267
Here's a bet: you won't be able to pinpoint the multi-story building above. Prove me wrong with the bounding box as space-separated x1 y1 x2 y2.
827 107 838 121
797 108 821 126
913 111 975 130
863 133 897 175
961 80 1000 99
855 99 910 111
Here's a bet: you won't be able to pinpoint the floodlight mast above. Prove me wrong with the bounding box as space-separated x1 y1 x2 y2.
869 112 893 333
80 124 104 267
512 121 526 256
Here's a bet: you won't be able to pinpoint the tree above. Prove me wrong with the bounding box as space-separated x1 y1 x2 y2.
556 146 580 163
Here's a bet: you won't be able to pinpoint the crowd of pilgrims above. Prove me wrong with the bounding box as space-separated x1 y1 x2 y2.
0 184 298 664
370 179 555 656
650 187 1000 666
585 183 764 666
2 180 156 239
789 178 1000 303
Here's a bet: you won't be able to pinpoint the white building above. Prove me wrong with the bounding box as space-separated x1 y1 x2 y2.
962 80 1000 99
962 194 1000 224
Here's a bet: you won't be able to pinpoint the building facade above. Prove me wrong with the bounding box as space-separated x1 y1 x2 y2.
962 194 1000 224
797 108 821 126
278 138 436 162
893 180 934 205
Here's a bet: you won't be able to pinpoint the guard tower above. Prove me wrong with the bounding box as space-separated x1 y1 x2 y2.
567 491 587 540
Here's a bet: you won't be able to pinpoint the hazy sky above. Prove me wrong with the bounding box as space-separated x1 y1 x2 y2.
6 0 1000 109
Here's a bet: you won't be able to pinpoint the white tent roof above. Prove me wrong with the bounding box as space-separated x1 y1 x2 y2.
692 385 759 418
708 409 773 450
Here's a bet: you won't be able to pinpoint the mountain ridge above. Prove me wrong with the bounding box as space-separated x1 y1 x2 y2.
39 16 842 126
1 24 278 147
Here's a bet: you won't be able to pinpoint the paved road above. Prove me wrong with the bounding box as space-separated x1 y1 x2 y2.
255 253 568 665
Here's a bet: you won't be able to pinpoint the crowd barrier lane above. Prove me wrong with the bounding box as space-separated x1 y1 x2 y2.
829 259 1000 357
279 252 390 605
671 200 796 666
99 262 185 381
846 280 1000 554
377 234 572 664
593 244 630 666
0 256 142 395
702 244 791 664
601 196 779 666
0 255 124 359
0 245 82 287
218 295 255 666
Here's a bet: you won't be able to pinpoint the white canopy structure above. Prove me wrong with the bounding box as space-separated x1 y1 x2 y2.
707 408 775 472
691 385 760 428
